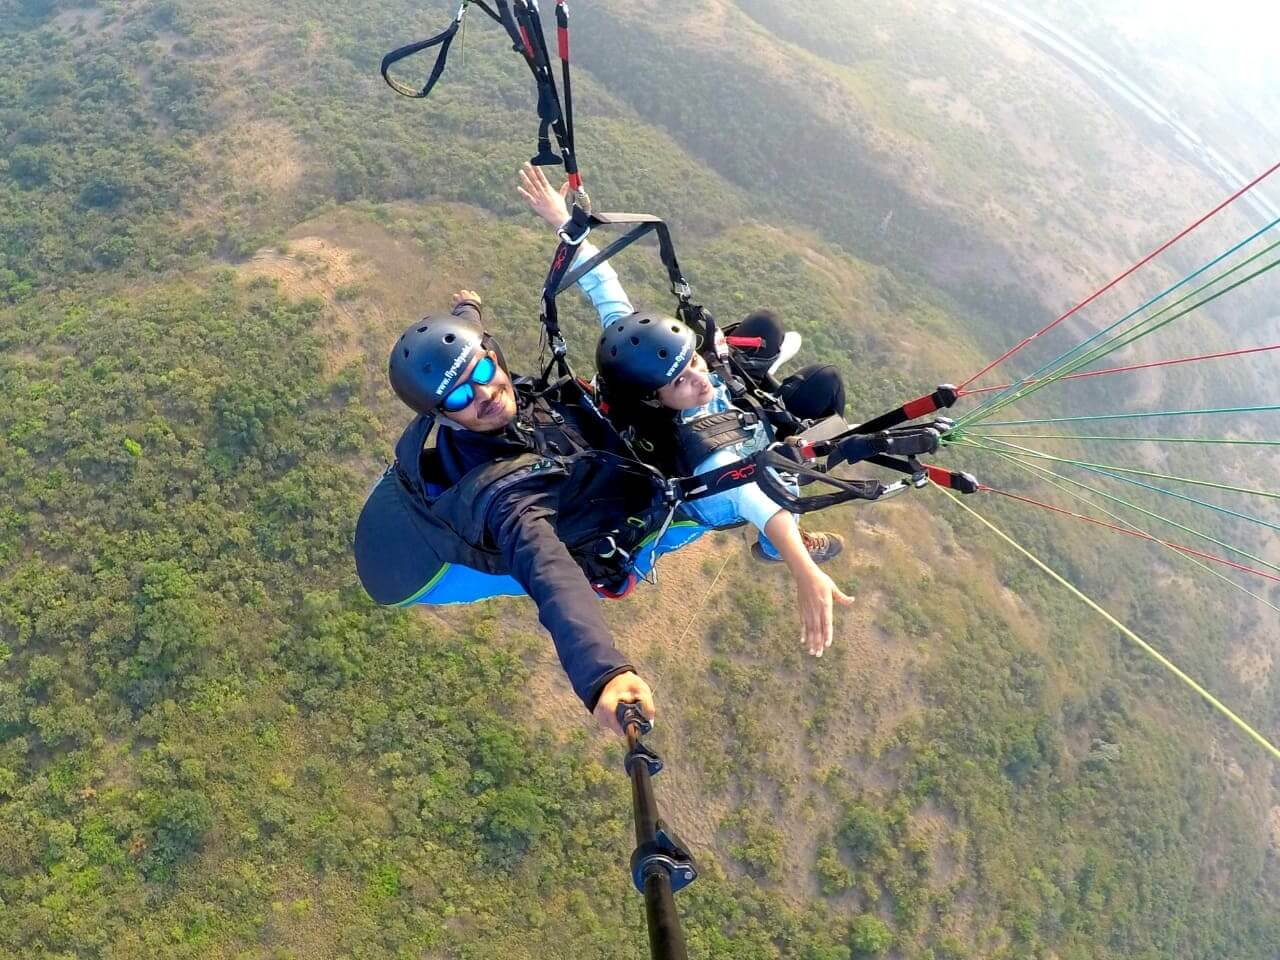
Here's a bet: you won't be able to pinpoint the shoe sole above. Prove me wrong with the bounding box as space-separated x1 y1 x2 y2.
767 331 803 376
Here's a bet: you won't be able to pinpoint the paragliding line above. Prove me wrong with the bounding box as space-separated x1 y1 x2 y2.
973 403 1280 428
959 435 1280 536
958 243 1280 426
979 486 1280 586
936 487 1280 762
957 216 1280 422
960 343 1280 396
979 466 1280 613
956 159 1280 392
953 439 1280 575
965 433 1280 447
963 443 1280 502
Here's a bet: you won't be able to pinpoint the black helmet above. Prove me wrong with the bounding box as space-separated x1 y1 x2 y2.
596 311 698 395
388 311 487 415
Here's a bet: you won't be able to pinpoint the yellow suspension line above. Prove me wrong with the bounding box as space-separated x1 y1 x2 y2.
934 486 1280 763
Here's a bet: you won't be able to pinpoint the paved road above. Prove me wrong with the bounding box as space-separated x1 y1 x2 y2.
976 0 1279 226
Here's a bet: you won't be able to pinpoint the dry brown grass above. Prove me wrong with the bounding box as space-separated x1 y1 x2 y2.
1229 642 1274 697
223 120 307 196
238 206 476 379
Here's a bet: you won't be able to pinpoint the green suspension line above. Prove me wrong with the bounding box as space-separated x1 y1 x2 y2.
959 439 1280 502
952 438 1280 575
964 403 1280 428
957 248 1280 428
958 435 1280 533
981 445 1280 616
959 217 1280 427
961 434 1280 447
936 487 1280 763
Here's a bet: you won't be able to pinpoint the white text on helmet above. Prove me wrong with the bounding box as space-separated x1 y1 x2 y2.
664 339 692 378
435 343 478 396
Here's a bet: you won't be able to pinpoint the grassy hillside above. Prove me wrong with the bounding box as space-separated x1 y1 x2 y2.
1 1 1276 959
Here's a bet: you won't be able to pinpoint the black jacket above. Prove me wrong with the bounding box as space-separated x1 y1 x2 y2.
375 383 661 712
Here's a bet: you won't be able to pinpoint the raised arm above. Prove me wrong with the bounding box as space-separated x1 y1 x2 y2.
517 163 634 328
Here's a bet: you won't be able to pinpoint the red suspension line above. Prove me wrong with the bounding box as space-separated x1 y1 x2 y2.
980 485 1280 585
957 159 1280 391
960 343 1280 396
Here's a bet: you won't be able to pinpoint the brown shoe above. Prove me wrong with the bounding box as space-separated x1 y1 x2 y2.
801 530 844 564
750 530 844 565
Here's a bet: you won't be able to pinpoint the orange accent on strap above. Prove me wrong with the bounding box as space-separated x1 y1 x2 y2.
903 394 937 420
925 465 952 487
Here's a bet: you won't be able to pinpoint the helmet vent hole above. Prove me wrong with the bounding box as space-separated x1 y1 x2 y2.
417 325 429 333
617 325 624 333
658 349 668 359
671 325 680 333
640 317 650 324
610 346 617 357
630 336 640 346
402 348 409 358
444 333 456 344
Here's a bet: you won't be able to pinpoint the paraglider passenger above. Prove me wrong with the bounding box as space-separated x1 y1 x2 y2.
518 165 855 658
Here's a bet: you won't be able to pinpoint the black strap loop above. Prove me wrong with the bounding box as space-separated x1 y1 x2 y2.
553 213 687 295
753 448 887 512
380 1 505 99
381 0 582 191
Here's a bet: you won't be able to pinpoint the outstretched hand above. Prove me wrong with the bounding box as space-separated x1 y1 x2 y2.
452 289 481 307
593 671 655 737
517 161 572 230
796 569 855 657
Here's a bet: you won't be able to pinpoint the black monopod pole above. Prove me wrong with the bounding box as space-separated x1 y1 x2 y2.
616 702 697 960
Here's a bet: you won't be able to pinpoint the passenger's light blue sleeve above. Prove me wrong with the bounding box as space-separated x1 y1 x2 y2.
570 241 635 329
732 479 790 535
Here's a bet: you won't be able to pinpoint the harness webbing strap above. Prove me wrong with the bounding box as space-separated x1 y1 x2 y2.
553 213 687 295
382 0 582 187
541 212 691 389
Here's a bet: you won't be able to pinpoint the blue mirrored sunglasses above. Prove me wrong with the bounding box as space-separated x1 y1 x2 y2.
441 354 498 413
